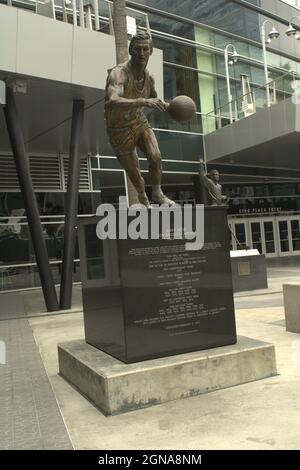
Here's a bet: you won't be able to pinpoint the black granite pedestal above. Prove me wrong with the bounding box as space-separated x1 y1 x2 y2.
77 207 236 363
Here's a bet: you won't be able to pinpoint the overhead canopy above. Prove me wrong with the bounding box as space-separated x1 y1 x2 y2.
0 73 106 156
204 97 300 171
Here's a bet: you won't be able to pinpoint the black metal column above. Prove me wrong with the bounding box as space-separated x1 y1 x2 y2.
3 87 59 312
59 100 84 310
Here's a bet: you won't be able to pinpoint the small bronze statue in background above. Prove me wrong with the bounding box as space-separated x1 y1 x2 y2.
105 31 175 207
198 159 227 206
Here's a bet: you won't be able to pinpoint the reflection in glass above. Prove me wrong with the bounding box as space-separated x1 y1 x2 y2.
84 224 105 280
148 108 202 133
164 65 200 112
148 12 195 40
139 0 261 42
235 223 247 248
0 262 81 292
154 37 197 67
151 130 203 161
0 220 79 265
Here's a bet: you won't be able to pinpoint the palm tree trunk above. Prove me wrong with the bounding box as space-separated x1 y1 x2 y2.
113 0 139 206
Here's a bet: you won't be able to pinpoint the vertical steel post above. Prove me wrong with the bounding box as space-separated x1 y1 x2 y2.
93 0 100 31
59 99 84 310
72 0 77 26
3 87 59 312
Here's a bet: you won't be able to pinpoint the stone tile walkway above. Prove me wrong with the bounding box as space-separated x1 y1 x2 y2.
0 319 73 450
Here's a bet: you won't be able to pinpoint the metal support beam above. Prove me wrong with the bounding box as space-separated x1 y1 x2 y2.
60 100 85 310
3 87 59 312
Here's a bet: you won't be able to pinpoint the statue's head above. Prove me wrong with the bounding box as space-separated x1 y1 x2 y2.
209 169 220 183
129 32 153 67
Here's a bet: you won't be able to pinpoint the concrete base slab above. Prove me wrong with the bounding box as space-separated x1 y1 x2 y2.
58 336 277 416
283 283 300 333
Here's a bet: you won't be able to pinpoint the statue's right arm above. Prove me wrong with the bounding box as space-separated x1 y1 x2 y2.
107 68 168 112
198 160 211 190
199 160 206 177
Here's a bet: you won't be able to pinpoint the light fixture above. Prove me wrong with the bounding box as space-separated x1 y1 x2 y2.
260 20 280 107
231 51 239 63
286 16 300 40
286 24 297 37
228 52 239 66
268 26 280 40
224 44 239 124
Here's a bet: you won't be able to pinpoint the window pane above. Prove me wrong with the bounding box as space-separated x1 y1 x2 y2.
264 222 275 253
279 221 290 252
251 222 262 253
235 223 246 247
291 219 300 251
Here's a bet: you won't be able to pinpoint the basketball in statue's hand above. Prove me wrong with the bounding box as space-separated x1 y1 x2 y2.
167 95 196 122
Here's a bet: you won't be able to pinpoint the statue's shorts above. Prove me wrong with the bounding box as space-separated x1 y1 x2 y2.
107 122 151 157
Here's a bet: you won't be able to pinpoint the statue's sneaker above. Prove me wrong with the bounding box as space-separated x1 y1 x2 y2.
138 192 152 208
152 192 176 207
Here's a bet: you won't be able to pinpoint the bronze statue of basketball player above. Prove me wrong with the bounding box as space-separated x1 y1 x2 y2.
198 159 227 206
105 32 175 207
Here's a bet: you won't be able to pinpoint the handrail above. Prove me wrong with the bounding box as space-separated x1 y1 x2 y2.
0 214 93 221
204 70 297 132
1 0 151 35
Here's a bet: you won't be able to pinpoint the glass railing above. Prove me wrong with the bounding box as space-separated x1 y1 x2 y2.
1 0 151 35
148 110 203 134
0 1 35 10
0 215 91 291
203 70 297 134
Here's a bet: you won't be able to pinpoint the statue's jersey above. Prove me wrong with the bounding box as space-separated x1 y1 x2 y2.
105 60 152 130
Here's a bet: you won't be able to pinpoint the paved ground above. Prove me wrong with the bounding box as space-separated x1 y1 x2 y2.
1 258 300 450
29 306 300 450
234 259 300 310
0 284 83 321
0 319 73 450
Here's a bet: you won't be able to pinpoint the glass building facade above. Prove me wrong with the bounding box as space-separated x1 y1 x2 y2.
1 0 300 292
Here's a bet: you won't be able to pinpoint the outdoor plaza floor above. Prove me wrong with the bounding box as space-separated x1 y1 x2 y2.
0 257 300 450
